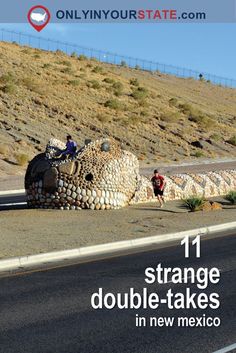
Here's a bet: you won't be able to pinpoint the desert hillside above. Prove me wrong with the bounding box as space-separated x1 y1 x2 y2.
0 41 235 176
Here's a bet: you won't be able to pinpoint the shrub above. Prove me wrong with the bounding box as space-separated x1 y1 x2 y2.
193 151 204 158
169 98 178 107
103 77 115 84
179 103 193 114
140 110 148 117
135 65 141 70
210 133 222 141
183 196 205 212
2 83 16 94
131 86 149 101
15 153 29 166
21 77 45 95
58 60 72 67
0 72 15 84
71 52 77 58
179 103 215 129
130 78 139 86
92 66 104 74
68 79 80 86
227 135 236 146
89 80 101 89
78 54 88 61
42 63 51 69
96 114 110 123
34 54 40 59
225 191 236 205
61 67 73 75
160 112 181 123
112 82 123 96
120 60 127 67
104 99 122 111
114 89 122 97
56 49 64 55
113 82 123 90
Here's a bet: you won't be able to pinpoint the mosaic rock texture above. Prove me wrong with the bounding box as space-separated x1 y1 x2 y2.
25 138 236 210
25 138 140 210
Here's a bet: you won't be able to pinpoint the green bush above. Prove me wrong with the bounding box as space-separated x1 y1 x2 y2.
160 112 181 123
225 191 236 205
68 79 80 86
131 86 149 101
42 63 51 69
130 78 139 86
104 99 122 111
169 98 178 107
113 82 123 90
0 72 16 84
71 52 77 58
92 66 104 74
193 151 204 158
120 60 127 67
183 196 205 212
96 114 110 123
2 83 16 94
61 67 73 74
15 153 29 166
21 77 45 95
89 80 101 89
210 133 222 141
78 54 88 61
135 65 141 70
112 82 123 96
56 49 64 55
103 77 115 84
227 136 236 146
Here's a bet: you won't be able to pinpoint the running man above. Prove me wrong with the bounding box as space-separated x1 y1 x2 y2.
151 169 166 207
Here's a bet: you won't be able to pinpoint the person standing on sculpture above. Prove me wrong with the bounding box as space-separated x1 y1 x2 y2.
151 169 166 208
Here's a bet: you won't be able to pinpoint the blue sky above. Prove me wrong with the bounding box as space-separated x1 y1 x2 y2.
2 23 236 79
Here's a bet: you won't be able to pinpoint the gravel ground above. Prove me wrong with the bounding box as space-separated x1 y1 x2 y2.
0 199 235 259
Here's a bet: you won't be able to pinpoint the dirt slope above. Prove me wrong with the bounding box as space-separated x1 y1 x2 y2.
0 41 235 176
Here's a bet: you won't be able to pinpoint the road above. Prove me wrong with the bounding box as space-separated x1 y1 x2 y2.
0 232 235 353
0 192 26 210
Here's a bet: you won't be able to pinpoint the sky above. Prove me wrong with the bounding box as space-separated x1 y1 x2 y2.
1 23 236 80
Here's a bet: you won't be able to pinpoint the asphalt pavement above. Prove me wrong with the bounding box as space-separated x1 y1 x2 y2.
0 233 235 353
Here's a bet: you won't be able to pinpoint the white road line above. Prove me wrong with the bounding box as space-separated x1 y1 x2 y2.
0 202 27 207
0 189 25 196
213 343 236 353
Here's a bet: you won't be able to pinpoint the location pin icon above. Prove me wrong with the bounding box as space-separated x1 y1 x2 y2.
28 5 51 32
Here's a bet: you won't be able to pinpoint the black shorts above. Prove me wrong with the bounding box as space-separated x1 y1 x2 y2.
154 189 164 196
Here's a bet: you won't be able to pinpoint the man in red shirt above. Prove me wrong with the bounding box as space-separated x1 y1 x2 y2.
151 169 166 207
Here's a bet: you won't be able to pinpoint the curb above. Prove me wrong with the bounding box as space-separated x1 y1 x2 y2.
0 189 25 196
0 221 236 273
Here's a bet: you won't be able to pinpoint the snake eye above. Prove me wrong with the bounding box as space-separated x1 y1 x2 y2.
85 173 93 182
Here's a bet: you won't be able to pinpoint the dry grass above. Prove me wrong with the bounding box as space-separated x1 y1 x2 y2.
14 153 29 166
